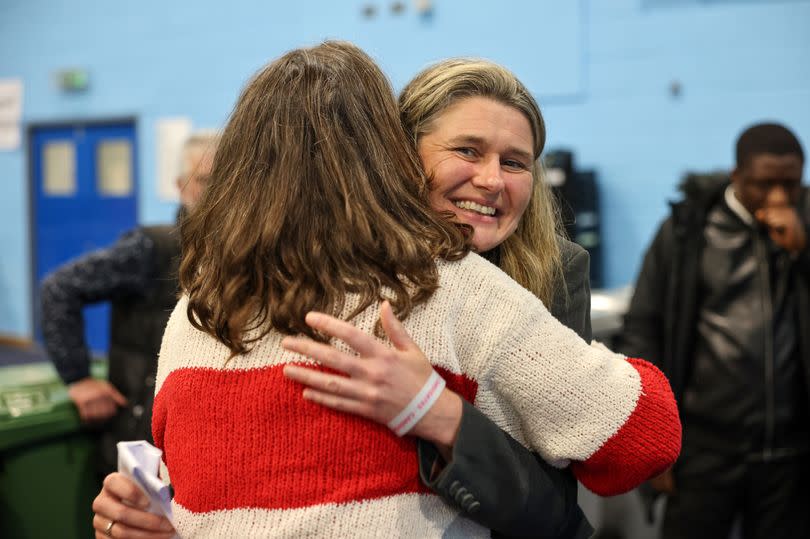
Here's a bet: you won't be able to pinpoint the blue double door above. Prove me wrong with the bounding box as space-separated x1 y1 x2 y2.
31 120 138 355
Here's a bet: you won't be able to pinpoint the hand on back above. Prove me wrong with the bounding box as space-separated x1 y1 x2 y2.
282 300 463 450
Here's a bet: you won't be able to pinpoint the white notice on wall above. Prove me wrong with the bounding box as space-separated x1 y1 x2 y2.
0 79 23 123
156 117 192 201
0 123 21 150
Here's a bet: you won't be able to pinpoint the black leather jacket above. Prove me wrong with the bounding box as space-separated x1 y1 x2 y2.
619 176 810 458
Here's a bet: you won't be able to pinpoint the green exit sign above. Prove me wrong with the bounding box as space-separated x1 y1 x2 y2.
56 69 90 92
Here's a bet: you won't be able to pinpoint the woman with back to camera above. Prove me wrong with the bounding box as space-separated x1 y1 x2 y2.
92 43 679 538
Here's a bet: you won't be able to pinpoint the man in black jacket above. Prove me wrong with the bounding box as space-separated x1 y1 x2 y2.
41 131 218 476
620 123 810 538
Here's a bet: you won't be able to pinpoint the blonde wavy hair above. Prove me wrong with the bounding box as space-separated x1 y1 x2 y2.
399 59 564 306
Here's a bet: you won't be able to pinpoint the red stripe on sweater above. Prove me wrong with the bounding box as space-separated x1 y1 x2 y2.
152 364 477 513
571 357 681 496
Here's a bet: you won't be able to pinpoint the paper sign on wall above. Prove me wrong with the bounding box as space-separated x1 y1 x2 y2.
0 78 23 150
0 125 21 150
0 79 22 122
156 117 192 201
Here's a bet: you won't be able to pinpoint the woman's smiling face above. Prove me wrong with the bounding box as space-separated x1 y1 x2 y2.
418 96 535 253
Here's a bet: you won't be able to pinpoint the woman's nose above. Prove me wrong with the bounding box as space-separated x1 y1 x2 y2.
472 158 505 192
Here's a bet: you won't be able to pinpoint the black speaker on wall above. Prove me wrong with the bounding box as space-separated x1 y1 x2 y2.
544 150 603 289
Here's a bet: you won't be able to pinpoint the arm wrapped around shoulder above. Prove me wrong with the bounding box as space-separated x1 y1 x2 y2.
482 295 682 498
570 357 681 496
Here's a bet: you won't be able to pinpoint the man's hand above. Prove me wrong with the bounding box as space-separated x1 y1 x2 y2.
755 206 807 254
648 467 675 495
68 377 128 423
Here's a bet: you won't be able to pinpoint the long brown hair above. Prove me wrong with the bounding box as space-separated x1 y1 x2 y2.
399 59 563 307
179 41 469 356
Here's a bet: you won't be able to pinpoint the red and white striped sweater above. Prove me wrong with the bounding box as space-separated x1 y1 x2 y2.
153 253 680 538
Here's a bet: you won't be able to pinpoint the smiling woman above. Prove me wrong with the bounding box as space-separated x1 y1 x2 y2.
283 56 681 504
399 58 563 309
420 96 535 253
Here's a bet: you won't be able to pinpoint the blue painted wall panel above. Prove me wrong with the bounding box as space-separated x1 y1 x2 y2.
1 0 809 335
0 0 583 336
0 153 30 336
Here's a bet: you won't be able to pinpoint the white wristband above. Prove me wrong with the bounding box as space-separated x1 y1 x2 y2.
387 370 446 437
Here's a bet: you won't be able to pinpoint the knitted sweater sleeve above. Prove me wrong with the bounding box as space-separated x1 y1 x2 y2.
483 283 681 497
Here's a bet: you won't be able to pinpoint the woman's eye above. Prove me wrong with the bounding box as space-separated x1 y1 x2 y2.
503 159 528 170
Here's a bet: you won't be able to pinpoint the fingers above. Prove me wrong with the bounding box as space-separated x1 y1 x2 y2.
283 304 443 430
282 336 363 376
69 379 127 422
103 473 150 508
303 311 385 357
78 397 118 422
92 475 175 536
300 387 374 419
756 208 787 232
755 207 806 252
283 365 372 401
379 301 415 352
756 207 796 229
76 401 95 422
106 384 129 407
283 363 378 419
300 303 414 356
92 514 175 539
648 467 676 494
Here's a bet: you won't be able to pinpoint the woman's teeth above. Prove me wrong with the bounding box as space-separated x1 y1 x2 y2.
454 200 496 216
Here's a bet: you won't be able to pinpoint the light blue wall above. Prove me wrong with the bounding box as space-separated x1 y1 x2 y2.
550 0 810 290
0 0 808 337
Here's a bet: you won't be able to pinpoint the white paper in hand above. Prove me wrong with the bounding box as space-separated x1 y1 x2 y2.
116 440 175 526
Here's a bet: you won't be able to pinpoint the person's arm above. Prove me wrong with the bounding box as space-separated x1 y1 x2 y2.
484 273 679 496
282 305 593 537
41 229 155 421
284 281 680 497
418 240 593 537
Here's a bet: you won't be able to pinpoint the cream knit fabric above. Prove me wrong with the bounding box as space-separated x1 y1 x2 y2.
153 253 678 538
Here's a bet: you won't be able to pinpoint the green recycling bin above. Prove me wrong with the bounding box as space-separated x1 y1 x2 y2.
0 361 106 539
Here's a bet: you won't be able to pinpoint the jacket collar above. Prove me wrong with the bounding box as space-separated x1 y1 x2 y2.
724 184 754 226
